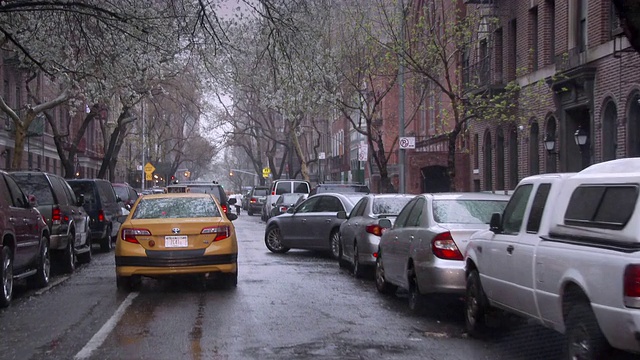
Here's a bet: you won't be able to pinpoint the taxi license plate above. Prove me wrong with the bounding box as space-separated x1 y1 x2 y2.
165 236 188 248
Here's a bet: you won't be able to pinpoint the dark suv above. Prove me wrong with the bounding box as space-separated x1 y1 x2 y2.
309 182 370 195
247 186 269 216
112 183 139 210
165 181 234 216
12 171 92 272
0 171 50 307
67 179 122 252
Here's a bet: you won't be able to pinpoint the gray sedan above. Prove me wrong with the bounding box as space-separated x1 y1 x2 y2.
264 193 365 258
337 194 414 278
375 192 509 314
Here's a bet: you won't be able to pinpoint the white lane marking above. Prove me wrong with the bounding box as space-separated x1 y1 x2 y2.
74 292 139 359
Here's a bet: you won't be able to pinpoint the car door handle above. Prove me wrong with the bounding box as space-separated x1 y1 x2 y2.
325 219 332 223
302 219 307 223
9 217 16 223
409 235 414 242
506 245 514 254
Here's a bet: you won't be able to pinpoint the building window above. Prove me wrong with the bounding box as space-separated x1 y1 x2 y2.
530 6 539 71
547 0 556 64
610 2 622 38
529 121 540 175
496 127 505 191
602 100 618 161
473 133 479 169
483 131 493 191
494 28 503 83
509 19 517 80
509 125 519 189
576 0 587 52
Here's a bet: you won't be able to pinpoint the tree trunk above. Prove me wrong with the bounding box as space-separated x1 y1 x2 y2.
290 130 310 182
11 122 27 170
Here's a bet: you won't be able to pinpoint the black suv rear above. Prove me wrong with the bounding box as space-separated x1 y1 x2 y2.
12 171 92 272
67 179 122 252
165 181 234 216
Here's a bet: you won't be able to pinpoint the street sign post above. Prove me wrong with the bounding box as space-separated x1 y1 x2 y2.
144 162 155 181
399 137 416 149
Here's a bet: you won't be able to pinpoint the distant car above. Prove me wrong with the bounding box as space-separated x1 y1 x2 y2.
337 193 414 278
269 193 308 218
0 170 50 307
247 186 269 216
67 179 123 252
374 192 509 314
115 192 238 291
112 183 139 209
264 193 366 258
11 171 92 273
165 181 235 217
309 182 370 195
262 180 311 221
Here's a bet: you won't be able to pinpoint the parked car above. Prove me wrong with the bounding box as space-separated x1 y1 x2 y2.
309 182 370 195
0 171 50 307
241 190 251 210
262 180 311 221
374 192 509 314
12 171 92 273
264 193 366 258
247 186 269 216
112 182 139 210
165 181 234 217
115 192 238 291
269 193 308 218
67 179 123 252
337 193 414 278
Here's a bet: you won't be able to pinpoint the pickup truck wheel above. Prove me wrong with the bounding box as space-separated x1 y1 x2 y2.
329 231 341 260
61 233 76 274
375 251 397 295
0 247 13 308
565 302 610 360
265 226 290 253
28 237 50 289
466 270 489 337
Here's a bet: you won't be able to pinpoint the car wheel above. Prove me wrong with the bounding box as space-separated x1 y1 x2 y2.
117 275 141 292
408 267 427 314
28 237 50 289
265 226 290 253
565 302 610 360
352 243 366 279
100 226 112 252
466 269 489 337
329 230 340 259
61 233 76 274
338 238 349 269
223 271 238 289
77 237 92 264
375 251 397 295
0 246 13 308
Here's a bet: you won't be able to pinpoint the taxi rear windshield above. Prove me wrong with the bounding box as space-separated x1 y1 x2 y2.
133 197 221 219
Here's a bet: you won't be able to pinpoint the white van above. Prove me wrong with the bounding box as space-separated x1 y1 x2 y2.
261 180 311 221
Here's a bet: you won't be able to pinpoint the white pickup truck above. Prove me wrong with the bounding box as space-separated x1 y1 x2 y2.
464 158 640 359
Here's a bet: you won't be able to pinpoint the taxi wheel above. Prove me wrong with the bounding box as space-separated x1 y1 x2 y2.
117 275 141 292
223 271 238 289
265 226 290 253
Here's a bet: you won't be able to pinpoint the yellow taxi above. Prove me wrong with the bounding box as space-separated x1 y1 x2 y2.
115 192 238 291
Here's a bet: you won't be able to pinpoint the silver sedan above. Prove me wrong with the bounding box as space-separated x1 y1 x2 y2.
337 194 414 278
375 192 509 314
264 193 365 258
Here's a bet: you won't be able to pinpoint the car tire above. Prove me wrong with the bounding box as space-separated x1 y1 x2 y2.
465 269 490 337
0 246 13 308
565 302 610 360
338 239 349 269
28 237 50 289
61 233 76 274
265 225 290 253
77 237 92 264
352 243 366 279
329 230 340 260
375 251 397 295
223 271 238 289
408 268 427 314
100 226 113 252
117 275 141 292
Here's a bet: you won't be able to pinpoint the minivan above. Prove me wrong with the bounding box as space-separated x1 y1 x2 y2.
67 179 122 252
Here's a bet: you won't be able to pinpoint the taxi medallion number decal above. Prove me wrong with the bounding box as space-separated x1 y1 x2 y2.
165 236 188 248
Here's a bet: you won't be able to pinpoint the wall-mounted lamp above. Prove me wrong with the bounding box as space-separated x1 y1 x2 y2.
574 127 588 147
0 149 9 158
543 134 557 154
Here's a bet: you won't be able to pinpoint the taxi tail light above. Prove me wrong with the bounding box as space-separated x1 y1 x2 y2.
52 207 62 225
98 209 105 222
201 225 230 241
365 224 383 236
122 228 151 244
431 232 463 261
221 204 228 214
624 265 640 308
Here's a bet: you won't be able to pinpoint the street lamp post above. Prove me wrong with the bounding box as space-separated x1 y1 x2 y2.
230 169 259 185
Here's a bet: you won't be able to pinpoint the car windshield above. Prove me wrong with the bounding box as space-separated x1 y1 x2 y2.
252 189 268 196
372 197 412 216
432 200 508 224
113 186 129 200
11 174 54 205
132 196 221 219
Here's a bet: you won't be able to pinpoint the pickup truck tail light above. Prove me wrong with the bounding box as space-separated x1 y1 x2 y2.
431 232 463 261
624 265 640 308
122 228 151 244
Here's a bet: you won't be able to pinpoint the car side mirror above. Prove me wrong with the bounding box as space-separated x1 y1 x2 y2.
76 194 85 206
116 195 122 202
489 212 502 233
379 218 392 229
337 210 347 219
125 203 131 211
227 212 238 221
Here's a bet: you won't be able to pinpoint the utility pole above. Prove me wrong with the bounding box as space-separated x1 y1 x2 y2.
398 0 406 194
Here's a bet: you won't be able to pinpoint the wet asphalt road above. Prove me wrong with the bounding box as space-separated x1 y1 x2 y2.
1 212 628 360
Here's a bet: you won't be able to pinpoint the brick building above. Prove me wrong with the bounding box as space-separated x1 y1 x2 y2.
465 0 640 191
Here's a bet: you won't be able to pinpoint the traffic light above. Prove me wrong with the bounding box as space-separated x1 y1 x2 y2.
229 171 234 176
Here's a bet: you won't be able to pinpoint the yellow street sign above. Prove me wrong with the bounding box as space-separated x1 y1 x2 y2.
144 162 156 174
145 173 153 181
262 167 270 178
